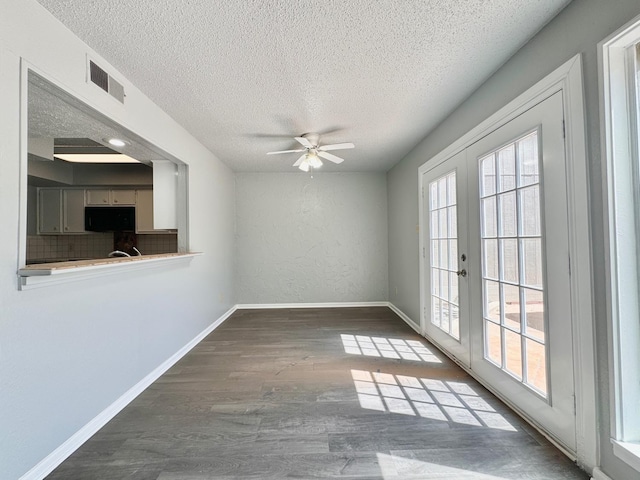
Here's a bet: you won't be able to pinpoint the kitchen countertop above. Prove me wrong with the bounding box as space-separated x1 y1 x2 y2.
19 252 200 277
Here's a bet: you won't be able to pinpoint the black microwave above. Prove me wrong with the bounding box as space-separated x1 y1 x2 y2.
85 206 135 232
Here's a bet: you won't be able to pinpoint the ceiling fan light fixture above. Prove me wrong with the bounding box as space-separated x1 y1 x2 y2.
298 160 310 172
309 154 323 168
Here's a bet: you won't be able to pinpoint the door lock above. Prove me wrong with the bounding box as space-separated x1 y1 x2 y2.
456 269 467 277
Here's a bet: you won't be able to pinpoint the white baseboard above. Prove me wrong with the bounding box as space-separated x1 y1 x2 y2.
19 305 237 480
236 301 389 309
591 467 614 480
387 302 422 334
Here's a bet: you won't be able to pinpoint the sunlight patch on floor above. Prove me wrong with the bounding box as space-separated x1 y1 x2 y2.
377 453 510 479
352 370 516 431
340 334 442 363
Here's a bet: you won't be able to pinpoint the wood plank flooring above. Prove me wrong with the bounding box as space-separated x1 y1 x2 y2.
46 307 589 479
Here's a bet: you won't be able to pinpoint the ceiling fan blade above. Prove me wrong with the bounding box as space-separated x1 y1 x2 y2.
294 136 314 148
318 142 355 151
293 154 307 167
318 151 344 164
267 149 306 155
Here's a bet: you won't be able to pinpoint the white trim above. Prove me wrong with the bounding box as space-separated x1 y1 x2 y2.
236 301 389 309
387 302 422 335
591 467 615 480
19 305 237 480
18 253 201 290
417 54 597 470
612 441 640 472
599 13 640 474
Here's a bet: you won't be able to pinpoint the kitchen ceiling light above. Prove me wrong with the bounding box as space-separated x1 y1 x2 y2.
54 153 141 164
106 138 127 147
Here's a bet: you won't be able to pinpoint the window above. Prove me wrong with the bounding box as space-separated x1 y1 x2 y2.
600 14 640 471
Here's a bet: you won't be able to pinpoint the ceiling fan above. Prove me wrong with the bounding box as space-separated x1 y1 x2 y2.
267 133 354 172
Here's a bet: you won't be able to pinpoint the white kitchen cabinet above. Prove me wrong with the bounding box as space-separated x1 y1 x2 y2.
38 188 86 234
62 189 86 233
85 189 136 205
85 189 110 205
38 188 62 234
111 189 136 205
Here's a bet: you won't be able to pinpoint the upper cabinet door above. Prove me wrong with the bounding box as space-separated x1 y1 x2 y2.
38 189 62 234
85 189 110 205
63 189 86 233
111 190 136 205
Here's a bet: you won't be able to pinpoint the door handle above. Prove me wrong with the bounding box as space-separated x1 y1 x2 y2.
456 269 467 277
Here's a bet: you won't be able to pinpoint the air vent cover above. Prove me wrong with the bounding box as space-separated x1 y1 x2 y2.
89 60 125 103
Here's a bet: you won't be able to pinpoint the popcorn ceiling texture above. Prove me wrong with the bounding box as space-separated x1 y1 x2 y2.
36 0 570 172
235 173 388 303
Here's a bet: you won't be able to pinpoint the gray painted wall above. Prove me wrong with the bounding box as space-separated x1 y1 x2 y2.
236 172 388 304
0 2 235 478
387 1 640 478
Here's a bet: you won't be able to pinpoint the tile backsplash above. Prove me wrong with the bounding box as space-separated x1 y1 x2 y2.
26 233 178 262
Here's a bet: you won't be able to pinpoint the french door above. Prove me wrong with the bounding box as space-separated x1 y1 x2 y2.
421 91 576 452
422 151 470 367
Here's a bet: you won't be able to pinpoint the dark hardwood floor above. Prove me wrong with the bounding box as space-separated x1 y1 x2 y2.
47 307 589 479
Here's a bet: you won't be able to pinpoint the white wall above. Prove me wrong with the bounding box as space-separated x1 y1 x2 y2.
387 1 640 478
0 1 235 478
236 172 388 304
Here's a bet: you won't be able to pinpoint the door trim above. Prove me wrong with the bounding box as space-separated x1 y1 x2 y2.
417 54 596 470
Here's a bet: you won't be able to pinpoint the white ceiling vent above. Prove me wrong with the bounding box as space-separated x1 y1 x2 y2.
88 60 125 103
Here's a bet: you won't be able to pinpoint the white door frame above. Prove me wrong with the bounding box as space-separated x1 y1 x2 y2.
417 54 596 470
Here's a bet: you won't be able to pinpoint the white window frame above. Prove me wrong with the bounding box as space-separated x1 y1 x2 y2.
600 14 640 473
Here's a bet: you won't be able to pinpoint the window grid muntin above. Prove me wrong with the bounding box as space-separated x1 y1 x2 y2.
480 131 548 397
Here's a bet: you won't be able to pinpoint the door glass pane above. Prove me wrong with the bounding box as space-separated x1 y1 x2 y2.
499 191 517 237
432 269 440 297
524 288 545 341
498 145 516 192
449 271 459 304
432 297 441 327
520 186 541 236
432 240 439 268
504 330 523 380
430 182 438 208
503 284 521 332
479 131 547 397
441 302 451 332
525 339 547 395
485 320 502 366
501 239 519 283
482 197 497 237
483 239 499 279
448 207 457 237
521 238 543 288
438 177 447 208
449 240 458 270
484 280 501 322
480 154 496 197
447 173 456 205
517 133 539 187
429 170 460 340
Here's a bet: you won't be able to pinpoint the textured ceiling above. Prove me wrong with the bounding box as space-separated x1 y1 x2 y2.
36 0 570 172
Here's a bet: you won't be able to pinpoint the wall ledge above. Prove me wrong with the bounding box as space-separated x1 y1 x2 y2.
18 252 201 290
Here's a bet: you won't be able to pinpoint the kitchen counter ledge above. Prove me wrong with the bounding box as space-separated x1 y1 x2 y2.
18 252 202 290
